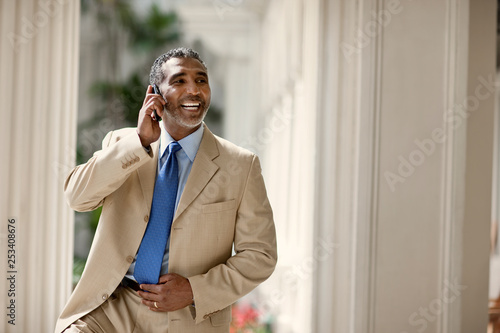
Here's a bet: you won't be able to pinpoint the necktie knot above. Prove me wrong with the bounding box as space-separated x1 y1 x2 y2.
168 142 182 155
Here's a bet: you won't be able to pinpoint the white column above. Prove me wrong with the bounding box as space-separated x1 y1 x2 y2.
311 0 494 332
0 0 80 332
259 0 495 332
257 0 319 331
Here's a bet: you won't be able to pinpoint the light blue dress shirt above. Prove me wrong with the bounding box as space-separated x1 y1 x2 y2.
126 124 204 281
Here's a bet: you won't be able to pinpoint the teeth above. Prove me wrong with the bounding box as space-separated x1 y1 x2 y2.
182 103 200 107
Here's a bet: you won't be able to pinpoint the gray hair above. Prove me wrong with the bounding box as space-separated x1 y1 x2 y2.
149 47 207 86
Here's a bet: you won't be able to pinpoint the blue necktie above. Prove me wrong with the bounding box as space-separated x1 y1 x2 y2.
134 142 181 285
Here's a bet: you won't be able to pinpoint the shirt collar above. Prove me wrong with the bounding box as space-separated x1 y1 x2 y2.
160 123 204 162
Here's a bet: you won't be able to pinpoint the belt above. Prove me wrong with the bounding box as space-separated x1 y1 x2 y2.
121 277 141 291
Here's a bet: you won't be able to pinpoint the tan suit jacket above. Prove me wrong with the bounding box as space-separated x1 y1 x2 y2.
55 125 277 333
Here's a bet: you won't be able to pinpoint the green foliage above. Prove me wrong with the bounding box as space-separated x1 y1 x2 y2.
90 206 103 232
72 257 87 288
87 72 146 127
129 5 180 53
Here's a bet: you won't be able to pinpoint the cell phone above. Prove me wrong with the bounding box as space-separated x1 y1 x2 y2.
152 84 162 122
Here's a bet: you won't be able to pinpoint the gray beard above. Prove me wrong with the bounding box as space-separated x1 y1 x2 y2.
164 104 209 129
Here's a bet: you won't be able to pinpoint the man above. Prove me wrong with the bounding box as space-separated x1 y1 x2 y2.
56 47 277 333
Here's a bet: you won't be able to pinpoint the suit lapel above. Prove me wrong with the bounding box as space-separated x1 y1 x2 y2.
137 139 160 213
173 126 219 222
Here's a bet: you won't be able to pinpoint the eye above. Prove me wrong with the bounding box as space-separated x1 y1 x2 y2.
173 79 185 84
196 78 208 84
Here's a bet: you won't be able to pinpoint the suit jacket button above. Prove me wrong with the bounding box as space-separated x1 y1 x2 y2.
135 157 140 162
126 256 134 263
122 164 127 169
144 215 149 223
102 294 108 300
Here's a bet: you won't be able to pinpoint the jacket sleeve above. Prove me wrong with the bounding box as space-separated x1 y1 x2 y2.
187 155 278 324
64 129 154 212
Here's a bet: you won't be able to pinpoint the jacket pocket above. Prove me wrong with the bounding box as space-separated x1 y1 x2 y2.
202 199 236 214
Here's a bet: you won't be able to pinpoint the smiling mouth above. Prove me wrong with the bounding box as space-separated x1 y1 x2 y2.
181 102 201 111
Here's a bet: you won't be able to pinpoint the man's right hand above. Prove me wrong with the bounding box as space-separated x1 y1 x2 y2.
136 85 166 148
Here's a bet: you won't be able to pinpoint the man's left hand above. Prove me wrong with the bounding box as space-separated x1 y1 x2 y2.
137 273 194 312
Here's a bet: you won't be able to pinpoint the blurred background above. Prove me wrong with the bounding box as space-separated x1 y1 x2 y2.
2 0 500 332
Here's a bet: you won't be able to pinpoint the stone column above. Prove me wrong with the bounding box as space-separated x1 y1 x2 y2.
259 0 495 332
0 0 80 331
257 0 320 331
311 0 495 332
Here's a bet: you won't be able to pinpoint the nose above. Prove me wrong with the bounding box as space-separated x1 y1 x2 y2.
186 82 200 95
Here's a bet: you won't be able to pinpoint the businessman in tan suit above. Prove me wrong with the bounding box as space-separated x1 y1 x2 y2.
56 47 277 333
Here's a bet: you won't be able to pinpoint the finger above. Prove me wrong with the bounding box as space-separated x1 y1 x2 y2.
142 100 163 118
143 85 153 103
148 105 162 122
158 274 175 284
136 290 163 310
158 95 166 105
136 289 155 300
150 94 166 107
141 299 164 311
139 283 162 295
148 98 165 111
142 88 165 113
153 102 164 118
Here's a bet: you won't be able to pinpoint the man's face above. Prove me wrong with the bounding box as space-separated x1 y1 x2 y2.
158 57 211 134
